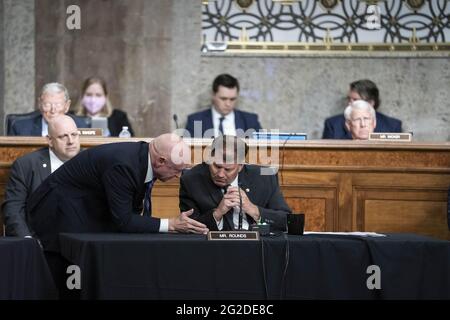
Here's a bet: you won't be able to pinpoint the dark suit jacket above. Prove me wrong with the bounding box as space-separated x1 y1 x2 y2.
185 108 262 138
1 148 51 237
8 111 89 136
322 111 402 139
107 109 134 137
27 142 160 252
179 163 290 232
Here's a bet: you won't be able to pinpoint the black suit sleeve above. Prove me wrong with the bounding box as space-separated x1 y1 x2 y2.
257 174 290 232
253 114 262 131
322 119 334 139
185 116 195 138
2 160 32 237
179 176 219 231
102 165 160 232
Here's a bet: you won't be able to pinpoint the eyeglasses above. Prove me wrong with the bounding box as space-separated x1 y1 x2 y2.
41 102 67 111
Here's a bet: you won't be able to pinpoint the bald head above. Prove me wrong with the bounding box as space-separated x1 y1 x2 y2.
150 133 190 182
47 115 81 161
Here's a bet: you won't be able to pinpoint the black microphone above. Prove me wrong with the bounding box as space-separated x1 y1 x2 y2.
238 183 243 230
173 114 179 129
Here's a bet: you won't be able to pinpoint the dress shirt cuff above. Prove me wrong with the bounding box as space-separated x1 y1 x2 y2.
216 217 224 231
159 219 169 232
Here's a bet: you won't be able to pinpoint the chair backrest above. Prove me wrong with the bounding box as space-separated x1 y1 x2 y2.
4 111 41 135
447 187 450 231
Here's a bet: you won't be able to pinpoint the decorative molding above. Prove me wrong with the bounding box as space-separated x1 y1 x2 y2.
202 0 450 53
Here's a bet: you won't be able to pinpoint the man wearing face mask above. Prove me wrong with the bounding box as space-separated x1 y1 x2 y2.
7 83 88 136
72 77 134 137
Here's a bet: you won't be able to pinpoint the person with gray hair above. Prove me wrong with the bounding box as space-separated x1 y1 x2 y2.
344 100 377 140
7 82 88 136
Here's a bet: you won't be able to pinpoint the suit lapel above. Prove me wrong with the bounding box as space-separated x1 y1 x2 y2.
37 149 51 180
202 110 214 136
32 115 43 136
234 110 245 131
200 164 223 206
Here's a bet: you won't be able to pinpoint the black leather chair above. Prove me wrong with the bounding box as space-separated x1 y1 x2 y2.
4 111 91 135
4 111 41 135
447 187 450 230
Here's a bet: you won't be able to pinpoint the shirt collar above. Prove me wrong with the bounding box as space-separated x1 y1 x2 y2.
41 117 48 136
145 152 154 183
211 106 235 121
48 149 65 173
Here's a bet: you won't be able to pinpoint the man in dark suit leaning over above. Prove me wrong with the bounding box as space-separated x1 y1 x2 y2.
27 133 208 253
322 79 402 139
185 74 262 138
7 82 88 136
179 135 290 232
2 115 81 237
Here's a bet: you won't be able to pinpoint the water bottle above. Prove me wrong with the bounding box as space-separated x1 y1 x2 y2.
118 126 131 138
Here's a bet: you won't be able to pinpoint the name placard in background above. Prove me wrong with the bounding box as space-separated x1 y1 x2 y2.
208 231 260 241
369 133 412 142
78 128 103 136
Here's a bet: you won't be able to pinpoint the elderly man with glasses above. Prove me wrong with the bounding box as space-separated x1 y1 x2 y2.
7 82 88 136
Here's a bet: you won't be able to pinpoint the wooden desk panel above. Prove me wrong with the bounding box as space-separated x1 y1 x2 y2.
1 137 449 239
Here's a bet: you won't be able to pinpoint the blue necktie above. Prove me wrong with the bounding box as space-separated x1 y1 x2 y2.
218 116 225 135
143 179 156 216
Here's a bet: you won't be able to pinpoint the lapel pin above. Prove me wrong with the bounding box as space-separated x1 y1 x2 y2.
246 188 250 192
43 163 47 168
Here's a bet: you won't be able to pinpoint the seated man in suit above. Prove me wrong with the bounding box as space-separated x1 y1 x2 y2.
185 74 262 138
179 135 290 232
322 79 402 139
344 100 376 140
7 82 88 136
27 133 208 253
2 115 81 237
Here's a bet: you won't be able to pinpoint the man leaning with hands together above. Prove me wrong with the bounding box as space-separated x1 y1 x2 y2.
180 135 290 232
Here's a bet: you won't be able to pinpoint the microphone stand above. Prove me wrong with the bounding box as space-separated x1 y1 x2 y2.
238 186 243 230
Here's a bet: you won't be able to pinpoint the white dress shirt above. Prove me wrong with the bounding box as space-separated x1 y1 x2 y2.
49 149 64 173
215 175 249 231
145 153 169 232
211 107 236 137
41 118 48 136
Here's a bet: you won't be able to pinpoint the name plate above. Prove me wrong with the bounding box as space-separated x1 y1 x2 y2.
78 128 103 136
207 231 260 241
369 132 412 142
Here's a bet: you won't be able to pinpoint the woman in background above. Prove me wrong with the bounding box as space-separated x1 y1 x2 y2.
73 77 134 136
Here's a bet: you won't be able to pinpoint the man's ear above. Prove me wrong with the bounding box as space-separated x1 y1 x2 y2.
46 135 53 148
238 164 244 172
345 121 351 132
64 100 71 113
157 156 166 166
373 118 377 129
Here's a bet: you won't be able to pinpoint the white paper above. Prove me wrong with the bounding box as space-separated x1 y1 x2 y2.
304 231 386 237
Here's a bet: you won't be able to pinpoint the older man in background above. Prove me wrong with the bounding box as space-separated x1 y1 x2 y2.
7 82 88 136
344 100 377 140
